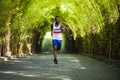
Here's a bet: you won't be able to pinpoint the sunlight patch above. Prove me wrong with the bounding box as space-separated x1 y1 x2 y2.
0 71 38 77
44 32 51 39
0 71 16 74
70 59 79 63
80 67 86 70
51 75 72 80
13 60 31 63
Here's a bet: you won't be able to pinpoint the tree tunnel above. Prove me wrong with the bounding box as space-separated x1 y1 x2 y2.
0 0 120 61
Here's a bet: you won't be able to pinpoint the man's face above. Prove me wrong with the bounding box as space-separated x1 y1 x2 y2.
55 17 60 23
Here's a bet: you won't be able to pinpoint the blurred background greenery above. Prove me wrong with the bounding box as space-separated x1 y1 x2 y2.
0 0 120 61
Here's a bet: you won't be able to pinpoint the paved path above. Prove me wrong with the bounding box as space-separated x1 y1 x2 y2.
0 53 120 80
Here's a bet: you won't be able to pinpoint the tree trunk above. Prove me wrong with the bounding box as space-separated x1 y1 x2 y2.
5 12 11 57
1 39 7 57
108 38 111 60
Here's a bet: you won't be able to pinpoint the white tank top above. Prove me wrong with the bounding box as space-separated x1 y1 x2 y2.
52 23 62 40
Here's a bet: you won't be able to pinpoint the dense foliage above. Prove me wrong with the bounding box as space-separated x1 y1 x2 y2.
0 0 120 60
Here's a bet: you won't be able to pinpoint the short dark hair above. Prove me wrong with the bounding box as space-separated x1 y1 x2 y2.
55 16 60 19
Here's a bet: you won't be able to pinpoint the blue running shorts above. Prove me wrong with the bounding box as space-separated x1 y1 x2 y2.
52 40 62 47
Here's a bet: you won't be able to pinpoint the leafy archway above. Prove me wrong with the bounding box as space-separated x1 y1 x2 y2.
0 0 120 60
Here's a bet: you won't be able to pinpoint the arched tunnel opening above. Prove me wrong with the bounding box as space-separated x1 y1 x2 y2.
41 31 66 52
0 0 120 63
32 26 75 53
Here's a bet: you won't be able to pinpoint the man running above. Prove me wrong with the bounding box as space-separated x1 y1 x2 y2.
51 16 64 64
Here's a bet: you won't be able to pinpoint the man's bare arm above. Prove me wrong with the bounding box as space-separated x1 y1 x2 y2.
51 24 53 36
60 24 65 33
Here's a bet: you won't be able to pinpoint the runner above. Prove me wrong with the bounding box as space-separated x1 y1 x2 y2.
51 16 65 64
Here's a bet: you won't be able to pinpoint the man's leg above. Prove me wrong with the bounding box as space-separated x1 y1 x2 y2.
53 46 58 64
57 40 62 51
52 40 58 64
53 46 57 59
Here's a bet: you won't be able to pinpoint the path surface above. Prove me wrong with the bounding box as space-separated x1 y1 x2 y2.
0 53 120 80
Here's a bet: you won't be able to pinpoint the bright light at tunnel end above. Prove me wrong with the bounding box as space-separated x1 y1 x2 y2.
44 32 52 39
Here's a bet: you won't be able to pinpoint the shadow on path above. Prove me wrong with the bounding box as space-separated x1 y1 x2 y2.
0 53 120 80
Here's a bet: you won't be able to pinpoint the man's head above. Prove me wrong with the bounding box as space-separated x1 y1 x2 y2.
55 16 60 23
